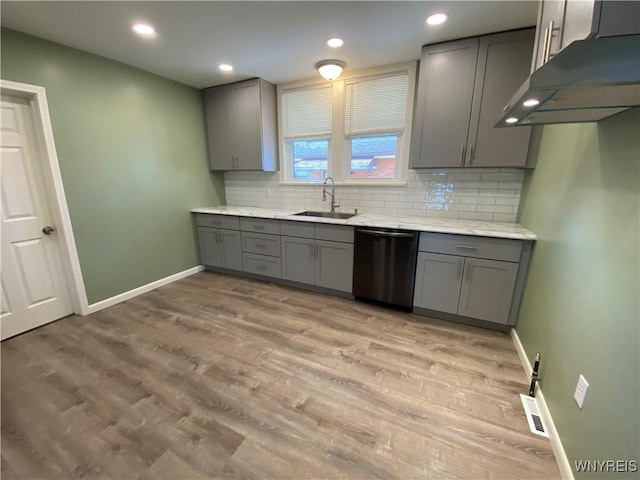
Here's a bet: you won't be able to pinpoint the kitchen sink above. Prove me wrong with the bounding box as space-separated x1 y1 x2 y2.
294 210 356 220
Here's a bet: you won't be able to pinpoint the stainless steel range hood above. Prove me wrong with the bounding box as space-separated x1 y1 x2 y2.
496 34 640 127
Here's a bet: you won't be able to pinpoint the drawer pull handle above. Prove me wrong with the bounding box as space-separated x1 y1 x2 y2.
256 264 267 271
255 243 266 249
455 244 478 250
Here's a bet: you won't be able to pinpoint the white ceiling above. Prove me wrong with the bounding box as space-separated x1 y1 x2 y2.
1 1 538 89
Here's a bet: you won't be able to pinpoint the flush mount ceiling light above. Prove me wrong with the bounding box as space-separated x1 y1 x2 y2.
132 22 155 37
327 37 344 48
523 98 540 107
218 64 234 72
426 13 448 26
316 60 346 81
505 117 519 124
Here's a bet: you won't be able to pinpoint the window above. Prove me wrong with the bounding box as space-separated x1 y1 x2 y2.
279 63 416 185
282 85 332 180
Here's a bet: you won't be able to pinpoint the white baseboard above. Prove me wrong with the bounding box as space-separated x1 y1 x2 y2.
85 265 205 315
510 328 574 480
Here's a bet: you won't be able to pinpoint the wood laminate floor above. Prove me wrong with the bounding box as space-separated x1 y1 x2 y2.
1 271 559 479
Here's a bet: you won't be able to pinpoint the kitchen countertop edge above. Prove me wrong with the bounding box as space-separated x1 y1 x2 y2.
191 206 537 241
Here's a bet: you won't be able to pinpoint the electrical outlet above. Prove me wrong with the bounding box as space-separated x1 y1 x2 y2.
574 374 589 408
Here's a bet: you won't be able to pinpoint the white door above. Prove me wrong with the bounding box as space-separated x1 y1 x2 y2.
1 94 73 340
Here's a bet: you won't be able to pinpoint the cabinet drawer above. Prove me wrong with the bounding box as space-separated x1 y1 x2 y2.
315 224 354 243
419 232 522 262
196 214 240 230
240 217 280 235
280 220 315 239
242 253 282 278
241 232 281 257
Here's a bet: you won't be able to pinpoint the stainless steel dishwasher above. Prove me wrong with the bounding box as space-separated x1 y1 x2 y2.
352 228 419 309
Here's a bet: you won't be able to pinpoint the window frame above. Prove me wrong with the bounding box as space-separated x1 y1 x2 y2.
278 62 416 186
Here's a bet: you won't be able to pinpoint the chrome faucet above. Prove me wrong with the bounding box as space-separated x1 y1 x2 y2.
322 176 339 213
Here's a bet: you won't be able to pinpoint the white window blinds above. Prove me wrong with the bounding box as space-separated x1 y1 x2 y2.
282 86 332 139
344 73 408 136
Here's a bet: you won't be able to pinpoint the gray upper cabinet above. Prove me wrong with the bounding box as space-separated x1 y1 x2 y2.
203 78 277 172
411 38 478 168
532 0 640 71
532 0 566 72
411 29 535 168
467 30 536 167
204 86 234 170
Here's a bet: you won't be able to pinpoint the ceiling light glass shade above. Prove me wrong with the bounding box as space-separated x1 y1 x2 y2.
218 64 234 72
327 37 344 48
426 13 448 25
316 60 346 81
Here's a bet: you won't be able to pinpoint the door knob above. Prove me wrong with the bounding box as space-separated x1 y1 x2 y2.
42 226 55 235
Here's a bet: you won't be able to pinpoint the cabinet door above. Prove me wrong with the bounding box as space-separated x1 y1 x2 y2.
230 80 263 170
203 87 234 170
281 236 315 285
458 258 518 324
467 30 534 167
315 240 354 293
562 0 597 49
198 227 221 267
218 229 243 271
413 252 464 314
411 38 479 168
532 0 566 71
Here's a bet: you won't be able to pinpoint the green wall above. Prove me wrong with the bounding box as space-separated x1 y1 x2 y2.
517 109 639 478
1 28 225 304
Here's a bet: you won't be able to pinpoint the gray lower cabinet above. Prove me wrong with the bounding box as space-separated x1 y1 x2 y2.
414 252 518 324
281 234 354 294
315 240 354 292
281 236 315 285
239 219 282 279
198 227 243 271
457 257 518 323
414 252 464 314
242 253 281 278
413 232 525 325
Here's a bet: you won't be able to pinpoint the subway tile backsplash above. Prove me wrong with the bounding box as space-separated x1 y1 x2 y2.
224 168 524 222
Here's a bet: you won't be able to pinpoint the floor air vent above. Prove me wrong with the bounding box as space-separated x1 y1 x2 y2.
520 394 549 437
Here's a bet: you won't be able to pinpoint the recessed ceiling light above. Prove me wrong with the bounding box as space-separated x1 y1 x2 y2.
426 13 448 26
505 117 519 124
523 98 540 107
219 64 234 72
327 37 344 48
132 23 155 36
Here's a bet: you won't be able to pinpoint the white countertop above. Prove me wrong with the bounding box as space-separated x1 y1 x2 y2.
191 205 537 240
